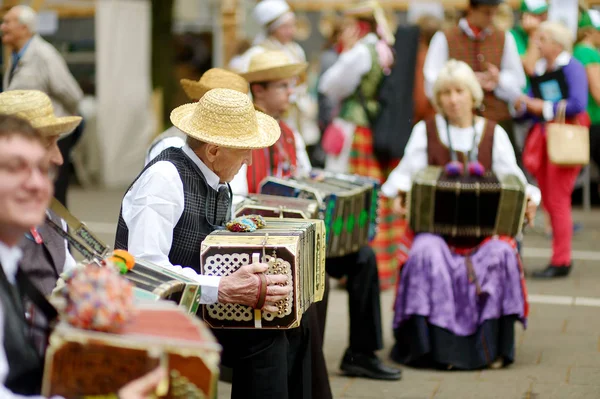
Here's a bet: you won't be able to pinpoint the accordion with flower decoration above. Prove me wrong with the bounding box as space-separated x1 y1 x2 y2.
259 171 379 258
200 218 326 329
407 166 527 238
42 301 221 399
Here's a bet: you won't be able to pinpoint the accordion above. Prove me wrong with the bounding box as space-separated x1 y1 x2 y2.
408 166 527 238
259 171 379 258
124 259 202 315
42 302 221 399
200 218 326 329
235 193 319 219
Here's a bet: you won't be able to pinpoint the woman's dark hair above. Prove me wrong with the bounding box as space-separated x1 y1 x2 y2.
0 114 43 145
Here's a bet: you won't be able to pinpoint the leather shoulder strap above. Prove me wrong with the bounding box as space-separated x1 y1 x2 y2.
478 119 496 170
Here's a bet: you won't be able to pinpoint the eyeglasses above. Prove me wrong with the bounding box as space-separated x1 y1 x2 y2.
0 157 58 183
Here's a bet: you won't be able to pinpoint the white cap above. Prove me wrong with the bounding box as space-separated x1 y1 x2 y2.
253 0 291 27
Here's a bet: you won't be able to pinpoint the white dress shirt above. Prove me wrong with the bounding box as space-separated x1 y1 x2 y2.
381 114 542 206
423 19 526 104
0 242 62 399
144 126 186 166
122 145 223 304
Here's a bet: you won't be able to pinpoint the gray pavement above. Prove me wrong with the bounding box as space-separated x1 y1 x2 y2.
68 187 600 399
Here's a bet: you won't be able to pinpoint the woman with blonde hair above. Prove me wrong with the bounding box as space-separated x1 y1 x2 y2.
382 59 539 370
516 21 590 279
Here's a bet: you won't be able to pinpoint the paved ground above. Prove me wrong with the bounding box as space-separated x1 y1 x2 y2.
68 187 600 399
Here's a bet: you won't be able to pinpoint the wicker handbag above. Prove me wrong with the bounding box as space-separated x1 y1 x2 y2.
546 100 590 166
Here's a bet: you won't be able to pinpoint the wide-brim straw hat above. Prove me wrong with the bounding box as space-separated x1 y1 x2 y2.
180 68 249 100
0 90 82 137
170 88 280 149
241 50 308 83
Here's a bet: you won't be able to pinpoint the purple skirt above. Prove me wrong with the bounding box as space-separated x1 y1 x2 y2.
391 233 526 369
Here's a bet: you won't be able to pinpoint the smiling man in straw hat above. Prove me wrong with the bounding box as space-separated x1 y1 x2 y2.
0 90 82 297
115 88 313 399
145 67 249 165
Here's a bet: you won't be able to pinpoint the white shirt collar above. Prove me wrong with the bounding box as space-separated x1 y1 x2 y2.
181 144 226 191
0 241 22 285
534 51 571 76
458 18 492 40
361 33 379 45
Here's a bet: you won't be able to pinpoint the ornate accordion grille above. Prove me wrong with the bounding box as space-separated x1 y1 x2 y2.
203 253 293 322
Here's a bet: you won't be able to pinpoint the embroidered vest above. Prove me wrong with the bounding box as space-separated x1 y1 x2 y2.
425 118 496 170
444 26 511 122
19 210 66 296
115 147 231 273
247 120 298 194
338 43 384 127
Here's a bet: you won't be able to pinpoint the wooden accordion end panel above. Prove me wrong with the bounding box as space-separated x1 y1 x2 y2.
235 194 319 220
407 166 527 238
124 259 202 314
42 302 221 399
259 171 379 258
200 218 326 329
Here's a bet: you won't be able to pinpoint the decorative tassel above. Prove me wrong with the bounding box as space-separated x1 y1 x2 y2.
444 161 464 177
468 161 485 177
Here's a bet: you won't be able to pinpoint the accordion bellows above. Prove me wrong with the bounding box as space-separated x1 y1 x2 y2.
124 259 202 314
235 193 319 220
201 218 326 329
259 171 379 258
42 302 221 399
408 166 527 238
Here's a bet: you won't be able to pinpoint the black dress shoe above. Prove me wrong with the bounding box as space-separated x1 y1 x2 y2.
340 349 402 381
531 264 572 279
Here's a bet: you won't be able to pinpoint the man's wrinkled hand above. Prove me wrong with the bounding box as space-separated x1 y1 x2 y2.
218 262 291 313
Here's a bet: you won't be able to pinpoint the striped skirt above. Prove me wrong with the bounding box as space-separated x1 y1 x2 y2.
349 125 407 290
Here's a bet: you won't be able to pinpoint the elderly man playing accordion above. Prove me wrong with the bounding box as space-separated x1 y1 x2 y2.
114 89 314 399
381 60 540 370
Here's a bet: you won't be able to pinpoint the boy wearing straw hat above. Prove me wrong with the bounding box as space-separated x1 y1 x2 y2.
145 68 249 165
0 90 82 297
233 50 401 381
115 88 312 399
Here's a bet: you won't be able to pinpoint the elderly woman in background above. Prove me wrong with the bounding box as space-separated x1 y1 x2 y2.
516 21 590 279
381 60 540 370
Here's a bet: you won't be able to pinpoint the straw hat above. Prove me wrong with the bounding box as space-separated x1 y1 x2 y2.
170 88 280 150
241 50 308 83
344 0 395 45
180 68 249 101
0 90 82 137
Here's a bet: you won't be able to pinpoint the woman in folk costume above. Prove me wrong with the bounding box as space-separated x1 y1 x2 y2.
318 1 402 288
232 0 321 151
381 60 540 370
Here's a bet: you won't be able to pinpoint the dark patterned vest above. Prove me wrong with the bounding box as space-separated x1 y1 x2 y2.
114 147 231 273
444 26 511 122
19 210 66 296
0 264 44 395
425 118 496 169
